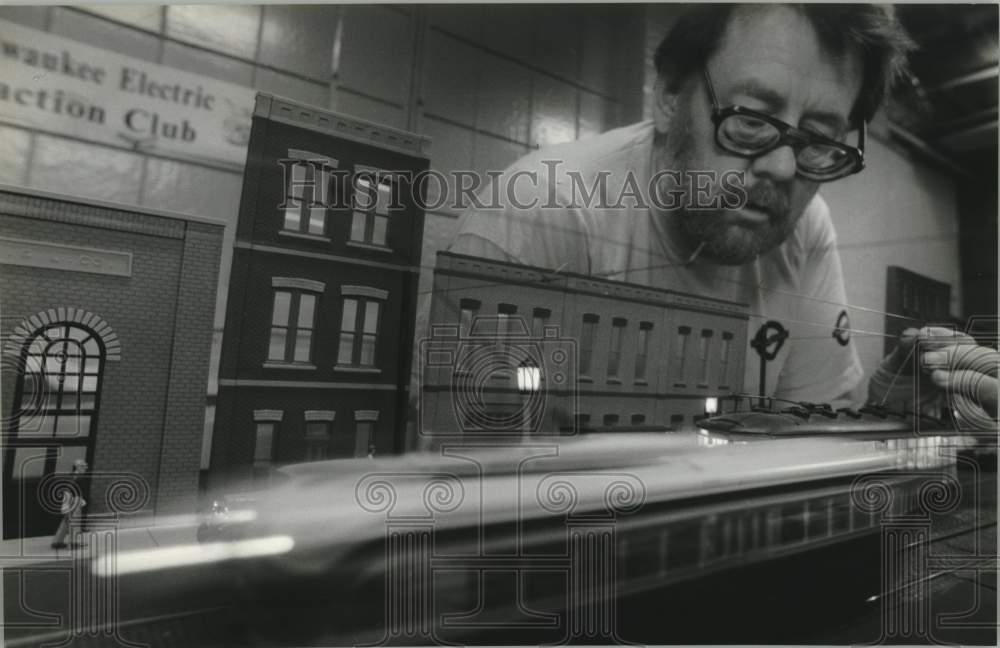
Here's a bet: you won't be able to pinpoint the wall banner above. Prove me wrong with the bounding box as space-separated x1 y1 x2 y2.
0 19 256 166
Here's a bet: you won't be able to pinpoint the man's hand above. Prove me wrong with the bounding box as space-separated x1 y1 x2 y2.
922 340 998 419
870 326 998 425
877 327 922 376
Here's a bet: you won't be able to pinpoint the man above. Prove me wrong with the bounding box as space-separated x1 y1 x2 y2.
447 4 997 421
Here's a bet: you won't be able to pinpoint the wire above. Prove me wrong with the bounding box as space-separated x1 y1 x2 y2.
413 211 960 310
684 241 706 265
266 195 966 343
878 341 918 406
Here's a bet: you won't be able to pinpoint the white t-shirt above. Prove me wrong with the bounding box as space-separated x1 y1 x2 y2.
449 120 865 406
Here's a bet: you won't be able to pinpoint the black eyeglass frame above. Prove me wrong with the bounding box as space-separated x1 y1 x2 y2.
703 69 866 182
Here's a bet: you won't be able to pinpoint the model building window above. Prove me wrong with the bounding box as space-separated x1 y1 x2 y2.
283 150 335 236
531 307 551 339
354 421 374 456
496 303 517 349
579 314 599 377
354 410 379 457
338 297 382 366
699 329 714 385
631 414 646 426
459 298 481 336
253 422 276 468
635 322 652 382
268 290 318 363
603 414 620 427
719 332 734 388
350 171 393 247
902 282 913 311
674 326 691 381
304 421 331 462
303 411 335 461
607 318 626 379
13 323 104 439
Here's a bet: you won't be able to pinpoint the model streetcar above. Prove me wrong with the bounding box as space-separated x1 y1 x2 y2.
697 394 954 437
68 429 987 647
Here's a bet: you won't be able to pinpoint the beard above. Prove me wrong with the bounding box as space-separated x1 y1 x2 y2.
653 113 801 266
678 181 797 265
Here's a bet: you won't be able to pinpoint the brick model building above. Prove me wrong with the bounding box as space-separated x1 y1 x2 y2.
0 186 223 538
209 95 428 488
420 251 750 437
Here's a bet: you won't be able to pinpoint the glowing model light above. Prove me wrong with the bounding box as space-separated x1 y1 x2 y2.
98 535 295 576
517 364 541 393
705 397 719 415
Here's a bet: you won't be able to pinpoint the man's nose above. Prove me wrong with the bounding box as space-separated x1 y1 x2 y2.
749 145 798 183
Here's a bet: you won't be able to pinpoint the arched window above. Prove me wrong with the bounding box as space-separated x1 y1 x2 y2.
5 322 106 538
14 323 105 440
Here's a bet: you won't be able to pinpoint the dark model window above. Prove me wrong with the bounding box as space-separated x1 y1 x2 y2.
459 298 481 336
675 326 692 381
268 290 317 363
531 307 552 339
283 153 334 236
304 421 331 461
699 329 714 384
580 314 599 377
635 321 652 381
608 318 627 379
354 416 377 457
338 297 382 366
719 332 734 388
496 303 517 351
254 422 277 468
351 171 393 247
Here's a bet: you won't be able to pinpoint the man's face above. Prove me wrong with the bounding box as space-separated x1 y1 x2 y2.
657 6 864 264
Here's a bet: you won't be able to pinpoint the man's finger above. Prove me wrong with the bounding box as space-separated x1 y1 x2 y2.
948 345 1000 377
921 345 1000 378
915 327 977 350
930 369 998 419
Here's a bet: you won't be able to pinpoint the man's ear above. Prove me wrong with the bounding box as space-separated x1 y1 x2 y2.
652 76 679 133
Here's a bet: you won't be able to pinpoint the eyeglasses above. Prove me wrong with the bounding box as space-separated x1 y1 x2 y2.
703 69 865 182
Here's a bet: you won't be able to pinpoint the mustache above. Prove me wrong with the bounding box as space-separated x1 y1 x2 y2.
743 182 790 220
